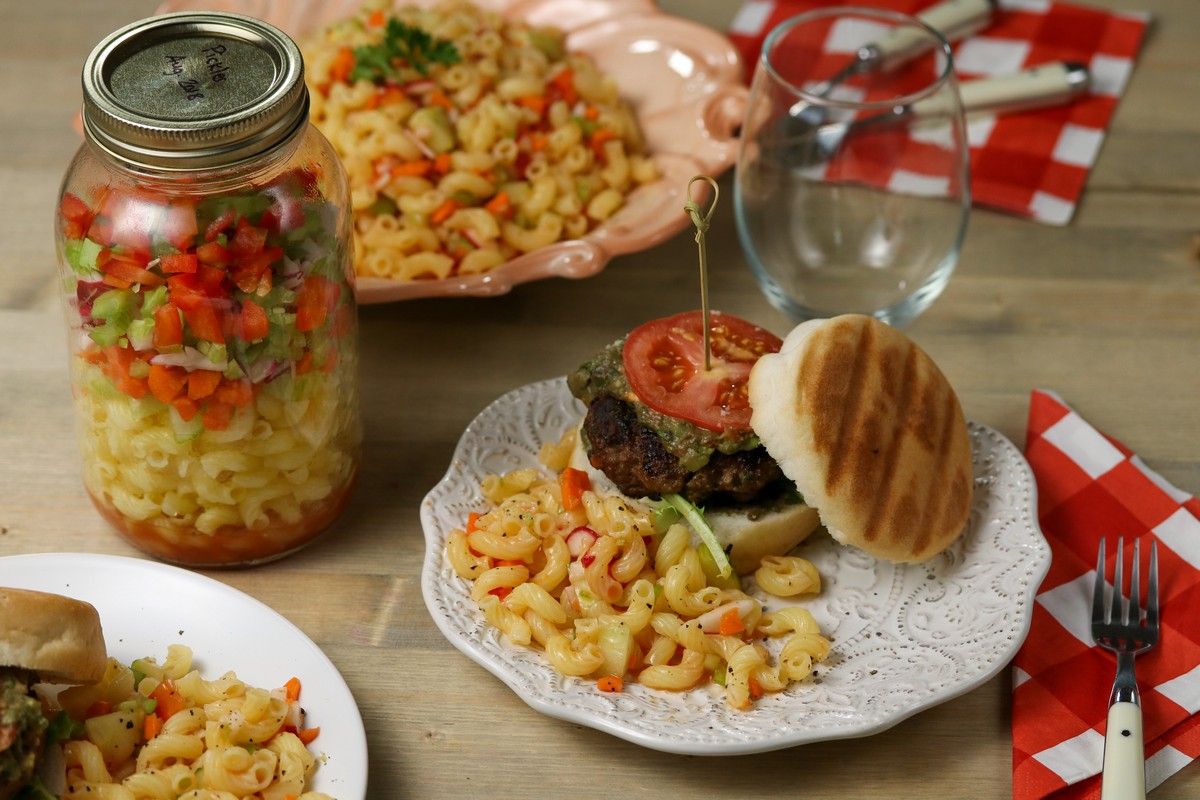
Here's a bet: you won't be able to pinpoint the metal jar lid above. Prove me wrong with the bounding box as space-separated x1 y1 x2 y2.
81 11 308 172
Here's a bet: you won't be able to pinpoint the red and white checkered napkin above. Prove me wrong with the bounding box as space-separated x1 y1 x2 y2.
727 0 1149 225
1012 390 1200 799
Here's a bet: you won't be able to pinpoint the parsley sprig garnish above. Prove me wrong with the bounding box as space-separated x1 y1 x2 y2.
349 18 462 82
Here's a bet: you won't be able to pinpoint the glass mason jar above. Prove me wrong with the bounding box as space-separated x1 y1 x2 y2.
54 12 362 567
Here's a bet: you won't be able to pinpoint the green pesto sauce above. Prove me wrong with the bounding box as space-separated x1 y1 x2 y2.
566 337 761 472
0 671 46 784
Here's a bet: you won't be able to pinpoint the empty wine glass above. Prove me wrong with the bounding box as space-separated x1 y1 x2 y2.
734 6 971 327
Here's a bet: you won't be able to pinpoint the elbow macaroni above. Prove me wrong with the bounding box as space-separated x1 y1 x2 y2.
58 646 330 800
445 430 832 709
302 0 659 282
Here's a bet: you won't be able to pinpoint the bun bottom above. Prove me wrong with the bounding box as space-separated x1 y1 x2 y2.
569 423 821 575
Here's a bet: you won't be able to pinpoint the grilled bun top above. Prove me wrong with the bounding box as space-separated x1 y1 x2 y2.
747 315 973 563
0 587 107 684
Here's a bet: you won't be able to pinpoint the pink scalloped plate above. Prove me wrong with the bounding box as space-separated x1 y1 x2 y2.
151 0 749 303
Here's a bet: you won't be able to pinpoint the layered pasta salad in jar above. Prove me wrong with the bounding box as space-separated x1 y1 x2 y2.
54 160 362 566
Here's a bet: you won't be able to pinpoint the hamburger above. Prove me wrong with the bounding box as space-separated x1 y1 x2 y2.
567 310 972 571
0 588 107 800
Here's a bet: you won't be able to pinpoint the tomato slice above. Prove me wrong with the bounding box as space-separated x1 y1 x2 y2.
622 310 782 433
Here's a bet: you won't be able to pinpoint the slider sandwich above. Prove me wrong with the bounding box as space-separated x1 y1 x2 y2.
567 311 973 571
0 588 107 800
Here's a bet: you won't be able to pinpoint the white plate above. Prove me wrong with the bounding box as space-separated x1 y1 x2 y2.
0 553 368 798
420 378 1050 756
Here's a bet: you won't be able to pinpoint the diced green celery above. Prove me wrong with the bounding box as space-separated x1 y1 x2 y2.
88 322 123 348
597 620 633 679
197 341 227 365
407 107 456 153
169 406 204 443
91 289 137 321
126 318 155 349
65 237 104 275
139 285 169 316
127 359 150 380
527 28 564 61
223 359 245 381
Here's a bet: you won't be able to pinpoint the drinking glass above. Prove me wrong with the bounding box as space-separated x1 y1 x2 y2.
734 6 970 327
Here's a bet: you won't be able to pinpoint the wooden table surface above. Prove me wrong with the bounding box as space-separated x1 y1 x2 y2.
2 0 1198 797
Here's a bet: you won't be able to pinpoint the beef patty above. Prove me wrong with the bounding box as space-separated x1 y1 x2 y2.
580 394 784 505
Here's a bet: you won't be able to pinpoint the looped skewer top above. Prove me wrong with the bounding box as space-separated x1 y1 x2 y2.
685 175 719 372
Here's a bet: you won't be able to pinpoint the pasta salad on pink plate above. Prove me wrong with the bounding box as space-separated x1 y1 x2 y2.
153 0 749 303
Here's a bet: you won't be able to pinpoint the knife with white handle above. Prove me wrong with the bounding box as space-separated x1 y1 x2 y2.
789 62 1092 164
872 0 998 67
911 61 1092 118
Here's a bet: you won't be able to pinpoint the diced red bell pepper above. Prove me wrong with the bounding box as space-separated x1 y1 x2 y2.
228 246 281 294
229 222 268 257
101 256 164 287
204 207 238 241
240 299 269 342
166 274 206 311
196 241 230 267
60 192 93 224
182 301 225 344
295 275 341 333
158 253 198 274
153 304 183 349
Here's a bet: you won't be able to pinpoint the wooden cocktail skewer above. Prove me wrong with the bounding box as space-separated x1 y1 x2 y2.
683 175 719 371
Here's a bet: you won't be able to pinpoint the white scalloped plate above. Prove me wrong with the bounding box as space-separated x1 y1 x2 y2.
420 378 1049 756
0 553 368 796
154 0 749 304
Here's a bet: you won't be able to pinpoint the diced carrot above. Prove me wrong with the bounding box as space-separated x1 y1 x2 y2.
597 674 623 693
547 67 577 104
330 47 356 84
748 675 764 701
487 586 512 600
430 198 462 225
583 105 600 121
390 159 433 178
466 512 481 533
428 90 454 110
102 273 133 290
295 351 315 375
560 467 590 512
187 369 222 400
284 677 302 703
148 364 188 404
433 153 453 174
171 396 199 421
297 727 321 745
201 401 233 431
590 128 619 159
150 679 188 721
367 8 386 27
215 379 255 407
718 607 745 636
529 132 547 152
378 85 406 106
143 712 162 741
515 95 546 116
483 191 513 219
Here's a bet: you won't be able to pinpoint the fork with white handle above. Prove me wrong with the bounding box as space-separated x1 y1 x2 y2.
1091 537 1160 800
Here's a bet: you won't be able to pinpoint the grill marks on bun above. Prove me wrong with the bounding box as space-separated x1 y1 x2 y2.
749 314 973 563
